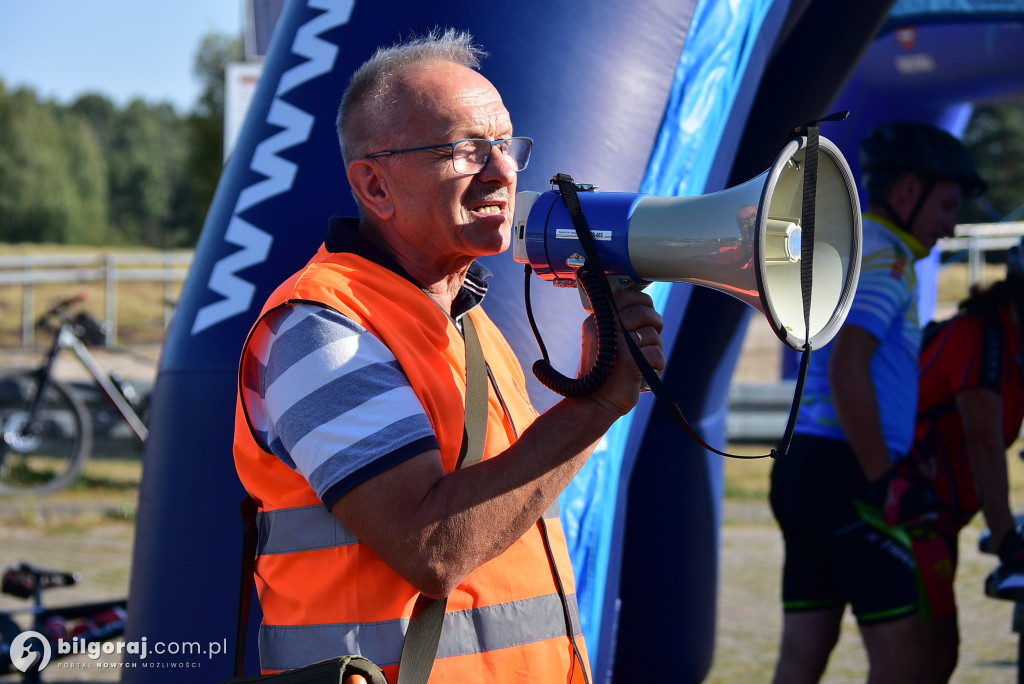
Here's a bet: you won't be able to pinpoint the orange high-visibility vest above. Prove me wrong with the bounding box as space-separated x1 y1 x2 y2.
234 243 591 683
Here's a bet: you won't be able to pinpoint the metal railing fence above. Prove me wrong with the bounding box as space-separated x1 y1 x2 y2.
938 221 1024 286
0 221 1020 351
0 251 192 347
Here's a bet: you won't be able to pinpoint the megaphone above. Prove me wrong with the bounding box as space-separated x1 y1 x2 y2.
512 135 862 351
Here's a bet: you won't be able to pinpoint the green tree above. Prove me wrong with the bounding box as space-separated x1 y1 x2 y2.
106 99 190 245
56 108 110 243
0 26 243 248
180 31 244 246
0 83 108 244
72 92 194 247
963 101 1024 223
70 92 119 151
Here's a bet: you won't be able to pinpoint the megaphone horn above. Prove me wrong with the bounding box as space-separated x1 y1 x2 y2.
512 135 862 351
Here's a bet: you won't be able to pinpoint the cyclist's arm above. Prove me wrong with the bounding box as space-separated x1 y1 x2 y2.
829 324 892 481
956 386 1014 547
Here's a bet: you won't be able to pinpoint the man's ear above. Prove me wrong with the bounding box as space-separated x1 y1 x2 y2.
347 160 394 222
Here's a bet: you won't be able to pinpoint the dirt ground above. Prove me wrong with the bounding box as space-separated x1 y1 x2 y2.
3 489 1018 683
706 490 1021 683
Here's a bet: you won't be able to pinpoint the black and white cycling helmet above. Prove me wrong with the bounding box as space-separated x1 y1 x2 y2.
860 121 987 198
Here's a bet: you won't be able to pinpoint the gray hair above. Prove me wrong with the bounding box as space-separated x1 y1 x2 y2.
336 28 486 166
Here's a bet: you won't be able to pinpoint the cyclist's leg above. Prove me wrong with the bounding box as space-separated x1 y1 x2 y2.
915 528 960 682
918 613 958 683
770 434 848 683
859 615 924 684
838 510 926 683
774 607 844 684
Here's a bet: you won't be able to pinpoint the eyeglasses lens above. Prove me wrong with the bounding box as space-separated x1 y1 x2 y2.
452 138 532 175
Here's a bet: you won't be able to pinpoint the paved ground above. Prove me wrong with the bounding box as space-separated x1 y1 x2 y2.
0 344 161 388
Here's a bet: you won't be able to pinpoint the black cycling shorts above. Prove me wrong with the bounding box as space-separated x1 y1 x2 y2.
769 433 920 624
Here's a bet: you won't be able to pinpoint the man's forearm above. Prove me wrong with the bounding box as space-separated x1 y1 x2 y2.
415 395 621 587
335 393 623 598
958 389 1014 545
831 366 892 481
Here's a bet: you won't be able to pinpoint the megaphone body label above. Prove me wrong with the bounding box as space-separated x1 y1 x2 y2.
555 228 613 241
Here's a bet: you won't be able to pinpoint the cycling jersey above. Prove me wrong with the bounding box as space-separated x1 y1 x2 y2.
794 214 924 459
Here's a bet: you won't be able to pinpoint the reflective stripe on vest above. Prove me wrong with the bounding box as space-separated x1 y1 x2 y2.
256 501 561 556
260 591 583 672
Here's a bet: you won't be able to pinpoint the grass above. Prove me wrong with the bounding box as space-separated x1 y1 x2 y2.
722 445 777 501
936 260 1006 304
59 457 144 498
0 456 142 528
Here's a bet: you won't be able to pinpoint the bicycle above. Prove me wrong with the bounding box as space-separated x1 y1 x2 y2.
0 561 128 683
0 294 150 496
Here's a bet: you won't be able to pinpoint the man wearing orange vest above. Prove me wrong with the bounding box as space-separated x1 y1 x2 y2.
233 28 664 683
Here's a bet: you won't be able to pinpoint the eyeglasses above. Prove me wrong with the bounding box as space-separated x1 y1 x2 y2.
366 137 533 175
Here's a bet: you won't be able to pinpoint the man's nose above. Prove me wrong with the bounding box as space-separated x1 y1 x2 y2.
477 144 519 184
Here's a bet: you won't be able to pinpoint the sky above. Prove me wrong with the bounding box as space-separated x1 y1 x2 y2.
0 0 244 112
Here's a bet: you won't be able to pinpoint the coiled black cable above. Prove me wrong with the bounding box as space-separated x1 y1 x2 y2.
530 265 618 398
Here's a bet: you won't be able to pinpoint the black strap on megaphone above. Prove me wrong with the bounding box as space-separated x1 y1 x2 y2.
530 176 621 398
774 110 850 458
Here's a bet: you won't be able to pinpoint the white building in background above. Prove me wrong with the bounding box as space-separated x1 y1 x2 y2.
223 0 286 161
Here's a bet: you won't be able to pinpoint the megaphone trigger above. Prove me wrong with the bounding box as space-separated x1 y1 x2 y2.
573 276 651 314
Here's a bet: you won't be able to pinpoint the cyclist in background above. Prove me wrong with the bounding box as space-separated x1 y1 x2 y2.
769 121 986 684
908 240 1024 682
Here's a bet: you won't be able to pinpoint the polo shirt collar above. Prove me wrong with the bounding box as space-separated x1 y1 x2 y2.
325 216 491 318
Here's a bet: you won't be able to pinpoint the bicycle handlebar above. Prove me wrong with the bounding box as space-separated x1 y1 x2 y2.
35 292 89 332
2 562 80 599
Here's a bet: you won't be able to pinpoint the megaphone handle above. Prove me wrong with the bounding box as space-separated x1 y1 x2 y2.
528 174 624 398
532 265 618 398
576 276 649 314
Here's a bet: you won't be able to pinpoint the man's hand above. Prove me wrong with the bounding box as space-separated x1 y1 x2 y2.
579 288 665 416
866 466 938 527
998 527 1024 567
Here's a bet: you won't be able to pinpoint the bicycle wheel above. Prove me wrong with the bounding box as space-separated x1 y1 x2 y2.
0 369 92 496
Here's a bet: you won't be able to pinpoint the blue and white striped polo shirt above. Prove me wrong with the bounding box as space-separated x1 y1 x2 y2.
240 217 491 507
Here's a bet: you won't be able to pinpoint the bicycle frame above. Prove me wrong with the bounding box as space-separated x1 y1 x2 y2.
52 324 149 443
2 298 149 496
0 562 128 682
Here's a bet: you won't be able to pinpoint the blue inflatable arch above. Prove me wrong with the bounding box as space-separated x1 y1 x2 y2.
123 1 1024 682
